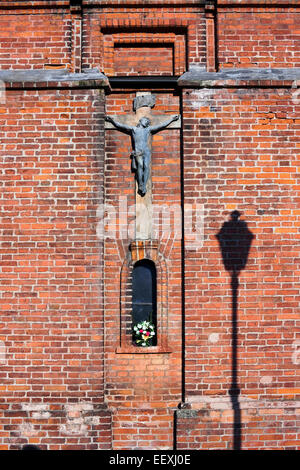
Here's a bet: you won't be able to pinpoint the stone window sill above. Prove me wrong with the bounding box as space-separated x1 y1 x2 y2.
115 345 172 354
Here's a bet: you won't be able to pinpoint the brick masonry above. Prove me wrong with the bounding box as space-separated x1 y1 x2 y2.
0 0 298 450
0 79 110 449
104 91 182 449
218 7 300 69
177 84 300 449
0 11 72 70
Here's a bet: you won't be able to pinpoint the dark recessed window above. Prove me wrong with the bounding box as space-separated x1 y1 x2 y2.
132 259 157 344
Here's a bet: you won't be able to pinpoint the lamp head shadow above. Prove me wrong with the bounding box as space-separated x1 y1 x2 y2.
216 211 254 276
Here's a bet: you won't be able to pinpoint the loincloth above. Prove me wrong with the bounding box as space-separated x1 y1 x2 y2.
130 150 144 171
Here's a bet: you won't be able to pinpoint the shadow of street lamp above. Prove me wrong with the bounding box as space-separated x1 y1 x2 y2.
216 210 254 450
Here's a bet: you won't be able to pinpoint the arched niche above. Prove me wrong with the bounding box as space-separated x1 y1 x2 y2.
117 240 170 354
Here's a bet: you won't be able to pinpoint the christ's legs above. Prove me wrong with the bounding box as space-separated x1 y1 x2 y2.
142 152 151 195
135 154 144 195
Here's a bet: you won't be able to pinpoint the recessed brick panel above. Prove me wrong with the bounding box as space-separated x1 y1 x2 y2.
114 44 174 76
82 9 206 74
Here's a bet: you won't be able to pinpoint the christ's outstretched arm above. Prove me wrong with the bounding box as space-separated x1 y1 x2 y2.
150 114 179 134
105 115 133 133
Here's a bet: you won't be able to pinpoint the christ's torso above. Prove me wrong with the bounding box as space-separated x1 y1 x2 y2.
132 126 151 154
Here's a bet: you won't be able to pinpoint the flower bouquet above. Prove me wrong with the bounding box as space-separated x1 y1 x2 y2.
132 320 155 347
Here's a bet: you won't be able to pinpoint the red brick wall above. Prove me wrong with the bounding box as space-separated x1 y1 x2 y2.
178 86 300 449
0 11 72 69
0 0 299 451
113 408 174 450
176 405 300 450
104 91 182 449
113 45 174 76
82 7 206 74
0 84 110 449
218 7 300 68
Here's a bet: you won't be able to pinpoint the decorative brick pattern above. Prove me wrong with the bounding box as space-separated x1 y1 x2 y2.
82 9 206 73
130 240 159 264
102 31 186 76
117 241 169 354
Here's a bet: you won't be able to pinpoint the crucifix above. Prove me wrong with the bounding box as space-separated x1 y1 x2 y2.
105 92 181 239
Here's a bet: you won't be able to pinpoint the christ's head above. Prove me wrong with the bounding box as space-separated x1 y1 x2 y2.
138 117 151 128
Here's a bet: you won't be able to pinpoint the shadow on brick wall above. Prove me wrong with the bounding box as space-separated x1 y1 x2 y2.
216 211 254 450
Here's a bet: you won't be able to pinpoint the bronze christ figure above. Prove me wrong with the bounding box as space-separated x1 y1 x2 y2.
105 114 179 196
